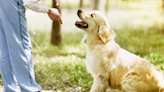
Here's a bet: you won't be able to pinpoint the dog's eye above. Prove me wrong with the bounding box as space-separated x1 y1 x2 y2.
91 14 93 18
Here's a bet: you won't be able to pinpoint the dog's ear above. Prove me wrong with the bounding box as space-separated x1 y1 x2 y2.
98 22 116 43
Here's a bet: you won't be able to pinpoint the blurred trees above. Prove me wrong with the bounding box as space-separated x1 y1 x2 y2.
90 0 100 10
79 0 83 8
51 0 62 46
90 0 106 13
105 0 109 15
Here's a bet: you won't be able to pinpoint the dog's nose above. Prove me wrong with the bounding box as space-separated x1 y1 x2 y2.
78 9 82 14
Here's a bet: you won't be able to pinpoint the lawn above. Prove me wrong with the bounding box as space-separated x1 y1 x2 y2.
0 1 164 92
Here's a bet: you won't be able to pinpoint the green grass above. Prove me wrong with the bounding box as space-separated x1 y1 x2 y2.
1 1 164 91
29 30 92 91
33 55 92 91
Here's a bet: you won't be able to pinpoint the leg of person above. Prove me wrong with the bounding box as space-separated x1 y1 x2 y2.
0 18 21 92
0 0 41 92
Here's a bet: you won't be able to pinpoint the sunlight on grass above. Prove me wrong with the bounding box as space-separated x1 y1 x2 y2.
144 53 164 70
33 54 92 91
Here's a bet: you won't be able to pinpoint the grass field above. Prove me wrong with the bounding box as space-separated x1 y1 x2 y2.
0 1 164 91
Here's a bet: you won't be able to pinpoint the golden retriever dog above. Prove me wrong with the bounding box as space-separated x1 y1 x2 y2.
75 9 164 92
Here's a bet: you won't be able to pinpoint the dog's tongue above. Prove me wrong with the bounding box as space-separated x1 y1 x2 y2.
75 21 88 28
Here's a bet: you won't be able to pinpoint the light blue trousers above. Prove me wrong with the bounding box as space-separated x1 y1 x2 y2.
0 0 41 92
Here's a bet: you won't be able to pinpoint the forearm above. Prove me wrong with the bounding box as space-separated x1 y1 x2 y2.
24 0 62 24
24 0 49 13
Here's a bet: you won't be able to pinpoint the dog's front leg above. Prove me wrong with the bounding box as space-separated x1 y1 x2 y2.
90 75 109 92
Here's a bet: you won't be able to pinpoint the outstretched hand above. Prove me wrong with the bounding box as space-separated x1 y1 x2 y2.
47 8 62 24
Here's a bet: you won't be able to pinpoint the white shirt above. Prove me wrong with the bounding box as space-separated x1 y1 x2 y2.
24 0 49 13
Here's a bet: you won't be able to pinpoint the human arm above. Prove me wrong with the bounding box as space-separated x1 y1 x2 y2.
24 0 49 13
24 0 62 24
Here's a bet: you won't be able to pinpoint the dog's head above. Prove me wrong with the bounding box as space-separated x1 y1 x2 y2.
75 9 116 43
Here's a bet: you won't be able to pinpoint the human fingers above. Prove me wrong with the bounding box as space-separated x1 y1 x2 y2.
58 16 62 24
52 15 62 24
54 17 62 24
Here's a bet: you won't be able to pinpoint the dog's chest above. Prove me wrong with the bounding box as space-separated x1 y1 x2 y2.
85 50 106 75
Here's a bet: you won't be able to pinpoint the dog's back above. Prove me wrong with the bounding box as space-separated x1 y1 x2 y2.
117 49 164 92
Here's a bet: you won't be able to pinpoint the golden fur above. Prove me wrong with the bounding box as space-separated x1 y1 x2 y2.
75 9 164 92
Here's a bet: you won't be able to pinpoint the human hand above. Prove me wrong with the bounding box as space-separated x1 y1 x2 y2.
47 8 62 24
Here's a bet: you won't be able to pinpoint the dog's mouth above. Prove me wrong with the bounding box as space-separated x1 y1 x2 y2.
75 21 88 28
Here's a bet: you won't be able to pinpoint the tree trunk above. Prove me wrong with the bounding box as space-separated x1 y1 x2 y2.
105 0 109 15
90 0 99 10
163 0 164 9
90 0 105 14
163 0 164 33
94 0 100 10
79 0 83 8
51 0 61 46
99 0 106 14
